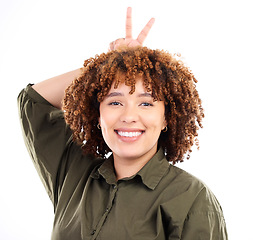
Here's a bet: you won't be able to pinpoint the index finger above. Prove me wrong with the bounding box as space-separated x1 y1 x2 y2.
125 7 132 39
136 18 155 44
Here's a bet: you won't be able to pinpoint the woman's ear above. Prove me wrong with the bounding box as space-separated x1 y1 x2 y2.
162 118 167 130
161 116 167 132
97 118 101 129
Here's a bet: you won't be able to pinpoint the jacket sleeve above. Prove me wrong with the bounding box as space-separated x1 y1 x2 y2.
17 84 80 207
181 187 228 240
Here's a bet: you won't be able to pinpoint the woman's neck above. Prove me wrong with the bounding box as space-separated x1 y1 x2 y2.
113 148 157 181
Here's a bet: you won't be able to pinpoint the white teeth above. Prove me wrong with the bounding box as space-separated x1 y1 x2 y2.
117 131 142 137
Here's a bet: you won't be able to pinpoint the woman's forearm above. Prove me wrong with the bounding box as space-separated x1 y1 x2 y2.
32 68 82 109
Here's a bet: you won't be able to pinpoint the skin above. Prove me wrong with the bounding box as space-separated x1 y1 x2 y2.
109 7 155 50
99 77 167 180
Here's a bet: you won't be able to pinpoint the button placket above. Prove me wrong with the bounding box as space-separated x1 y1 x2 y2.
104 184 117 214
91 183 118 240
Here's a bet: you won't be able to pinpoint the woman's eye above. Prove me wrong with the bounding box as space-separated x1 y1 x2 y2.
141 102 153 107
108 101 121 106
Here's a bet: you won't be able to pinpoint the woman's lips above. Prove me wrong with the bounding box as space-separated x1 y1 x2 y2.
117 131 142 137
114 129 144 142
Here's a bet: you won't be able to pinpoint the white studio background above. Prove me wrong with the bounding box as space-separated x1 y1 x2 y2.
0 0 252 239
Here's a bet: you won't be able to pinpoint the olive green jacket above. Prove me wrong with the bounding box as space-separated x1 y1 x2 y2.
18 85 228 240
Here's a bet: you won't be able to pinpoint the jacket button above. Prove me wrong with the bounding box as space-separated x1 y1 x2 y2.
91 230 96 235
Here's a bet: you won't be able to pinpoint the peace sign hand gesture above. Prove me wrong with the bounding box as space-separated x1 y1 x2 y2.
109 7 155 51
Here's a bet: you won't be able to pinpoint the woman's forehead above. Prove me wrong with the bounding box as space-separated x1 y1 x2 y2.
109 79 148 93
114 71 143 81
112 72 148 88
101 71 163 101
110 74 149 93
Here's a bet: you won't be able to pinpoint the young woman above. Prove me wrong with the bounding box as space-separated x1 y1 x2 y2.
18 7 227 240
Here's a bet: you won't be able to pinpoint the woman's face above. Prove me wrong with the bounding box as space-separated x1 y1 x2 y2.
99 77 167 162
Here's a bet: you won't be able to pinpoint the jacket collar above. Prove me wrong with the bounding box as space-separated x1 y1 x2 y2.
91 148 170 190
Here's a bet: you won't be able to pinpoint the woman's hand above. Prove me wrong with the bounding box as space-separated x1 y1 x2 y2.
109 7 155 51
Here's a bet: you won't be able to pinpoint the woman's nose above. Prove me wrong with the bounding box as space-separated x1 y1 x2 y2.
120 105 139 123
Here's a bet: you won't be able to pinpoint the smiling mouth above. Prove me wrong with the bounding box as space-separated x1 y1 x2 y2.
115 130 144 138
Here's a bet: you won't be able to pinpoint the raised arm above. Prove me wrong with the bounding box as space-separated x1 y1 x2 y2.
32 7 155 109
32 68 82 109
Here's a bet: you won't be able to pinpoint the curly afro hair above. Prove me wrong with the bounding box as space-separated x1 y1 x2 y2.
63 46 204 164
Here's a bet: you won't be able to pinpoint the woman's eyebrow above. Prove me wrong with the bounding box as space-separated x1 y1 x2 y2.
138 92 152 98
105 92 123 98
105 92 152 98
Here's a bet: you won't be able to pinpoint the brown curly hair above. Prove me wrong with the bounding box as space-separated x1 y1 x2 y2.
63 46 204 164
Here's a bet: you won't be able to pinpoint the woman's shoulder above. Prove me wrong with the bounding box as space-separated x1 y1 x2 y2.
163 164 224 214
163 165 227 238
167 164 206 191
